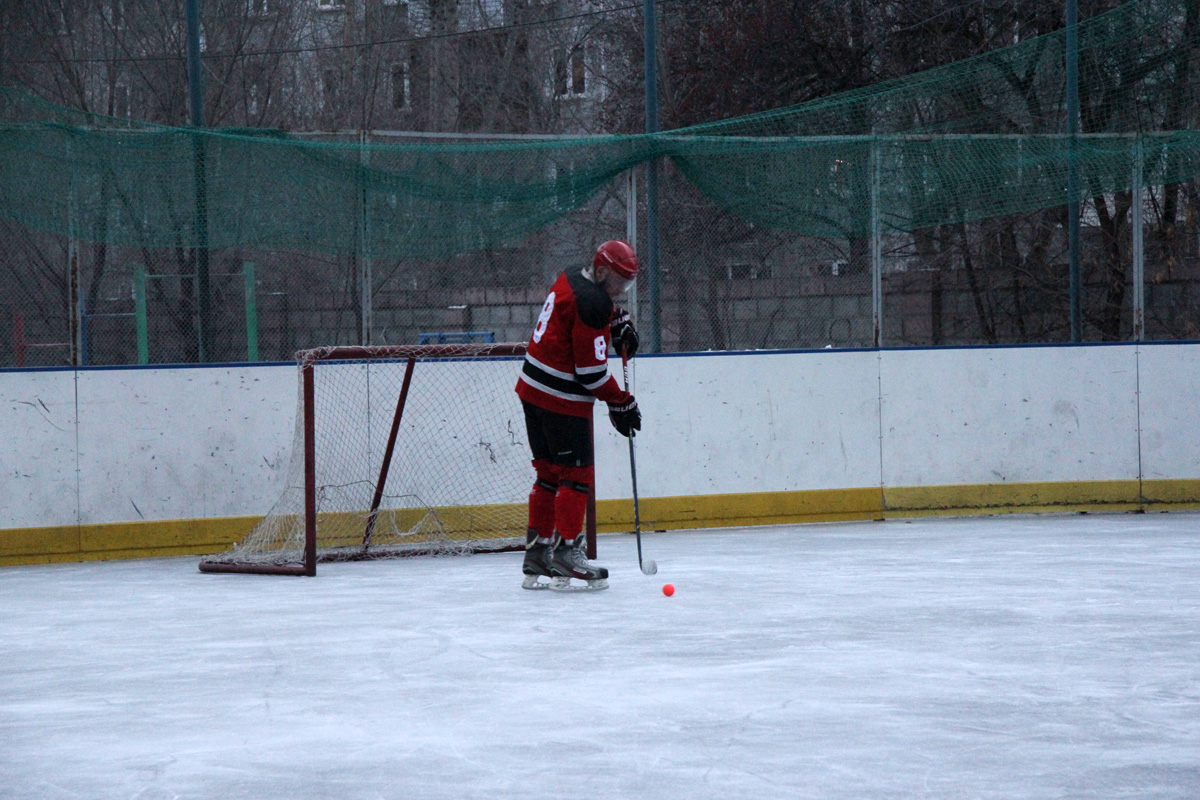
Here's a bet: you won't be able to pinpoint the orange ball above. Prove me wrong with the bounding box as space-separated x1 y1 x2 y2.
662 583 675 597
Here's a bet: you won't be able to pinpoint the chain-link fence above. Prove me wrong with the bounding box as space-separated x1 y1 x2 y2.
3 165 1200 367
879 176 1200 346
3 0 1199 366
0 127 638 367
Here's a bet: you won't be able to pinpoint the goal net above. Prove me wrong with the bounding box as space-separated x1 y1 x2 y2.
200 343 537 575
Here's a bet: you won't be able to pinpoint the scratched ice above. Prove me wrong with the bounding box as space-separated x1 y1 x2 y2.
2 512 1199 799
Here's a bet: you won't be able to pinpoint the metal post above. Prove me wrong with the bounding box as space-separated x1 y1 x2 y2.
1066 0 1082 342
186 0 204 129
67 136 81 366
13 312 26 368
134 263 149 364
79 297 89 366
244 261 258 361
186 0 211 361
359 131 373 346
1131 137 1144 342
625 168 638 389
870 139 883 347
643 0 661 353
626 167 638 320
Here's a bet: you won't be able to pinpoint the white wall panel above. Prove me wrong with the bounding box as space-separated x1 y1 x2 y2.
75 366 296 525
0 370 78 528
880 346 1140 487
1137 342 1200 481
5 342 1200 532
595 350 882 499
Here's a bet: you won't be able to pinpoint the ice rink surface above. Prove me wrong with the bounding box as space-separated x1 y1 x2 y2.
2 512 1199 799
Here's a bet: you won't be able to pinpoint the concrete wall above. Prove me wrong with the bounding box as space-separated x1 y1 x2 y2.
2 342 1199 563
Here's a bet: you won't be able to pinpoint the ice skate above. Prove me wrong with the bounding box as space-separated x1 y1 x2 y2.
549 533 609 591
521 529 554 590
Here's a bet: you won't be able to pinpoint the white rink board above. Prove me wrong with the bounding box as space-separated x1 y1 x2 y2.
1137 342 1200 481
597 349 883 498
0 370 78 529
879 345 1141 487
74 366 296 526
3 342 1200 530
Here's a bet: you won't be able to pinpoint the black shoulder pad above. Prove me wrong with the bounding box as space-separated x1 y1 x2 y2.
566 265 613 329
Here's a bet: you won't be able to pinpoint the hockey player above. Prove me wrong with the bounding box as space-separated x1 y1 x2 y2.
516 240 642 590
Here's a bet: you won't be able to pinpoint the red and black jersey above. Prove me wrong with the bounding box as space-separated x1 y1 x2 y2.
516 266 631 418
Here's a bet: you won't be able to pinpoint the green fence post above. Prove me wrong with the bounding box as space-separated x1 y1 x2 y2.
134 264 149 365
244 261 258 362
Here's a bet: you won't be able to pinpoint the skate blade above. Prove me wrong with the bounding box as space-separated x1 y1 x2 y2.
549 576 608 592
522 574 552 590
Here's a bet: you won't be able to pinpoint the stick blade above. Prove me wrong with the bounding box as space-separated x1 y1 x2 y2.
641 559 658 575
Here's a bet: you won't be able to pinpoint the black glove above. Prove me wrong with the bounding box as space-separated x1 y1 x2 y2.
607 396 642 438
610 308 639 359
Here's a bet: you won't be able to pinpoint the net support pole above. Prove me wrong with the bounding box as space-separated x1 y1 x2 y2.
69 240 80 366
192 138 211 362
1066 0 1082 342
363 357 417 549
79 297 89 366
625 168 638 388
1131 136 1144 342
870 138 883 348
643 0 661 354
186 0 211 362
625 168 638 316
67 137 81 367
134 263 149 364
359 131 373 346
244 261 258 361
13 312 26 368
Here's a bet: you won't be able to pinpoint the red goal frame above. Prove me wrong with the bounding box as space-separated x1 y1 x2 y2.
200 343 597 576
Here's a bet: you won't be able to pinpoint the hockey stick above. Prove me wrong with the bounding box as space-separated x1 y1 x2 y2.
621 348 657 576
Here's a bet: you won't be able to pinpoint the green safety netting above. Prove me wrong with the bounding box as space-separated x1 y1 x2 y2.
1 0 1197 255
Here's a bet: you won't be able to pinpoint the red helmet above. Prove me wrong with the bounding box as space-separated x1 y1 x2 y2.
593 240 639 280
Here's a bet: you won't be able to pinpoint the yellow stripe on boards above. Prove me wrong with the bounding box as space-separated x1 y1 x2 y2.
0 517 259 566
3 480 1200 566
595 487 885 532
884 480 1143 514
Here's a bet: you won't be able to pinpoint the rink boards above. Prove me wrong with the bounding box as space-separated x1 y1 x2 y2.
2 342 1199 564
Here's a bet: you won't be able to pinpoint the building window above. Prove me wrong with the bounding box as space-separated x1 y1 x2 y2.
248 82 262 116
391 62 409 109
555 49 586 97
112 84 130 119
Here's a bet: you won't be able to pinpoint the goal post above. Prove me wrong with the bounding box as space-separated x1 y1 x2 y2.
200 342 595 576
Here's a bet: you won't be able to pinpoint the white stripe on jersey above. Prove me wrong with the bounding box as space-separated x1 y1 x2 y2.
517 372 598 404
579 371 610 390
524 352 574 381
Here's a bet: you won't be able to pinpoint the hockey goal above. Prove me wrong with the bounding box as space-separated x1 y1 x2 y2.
200 342 581 576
